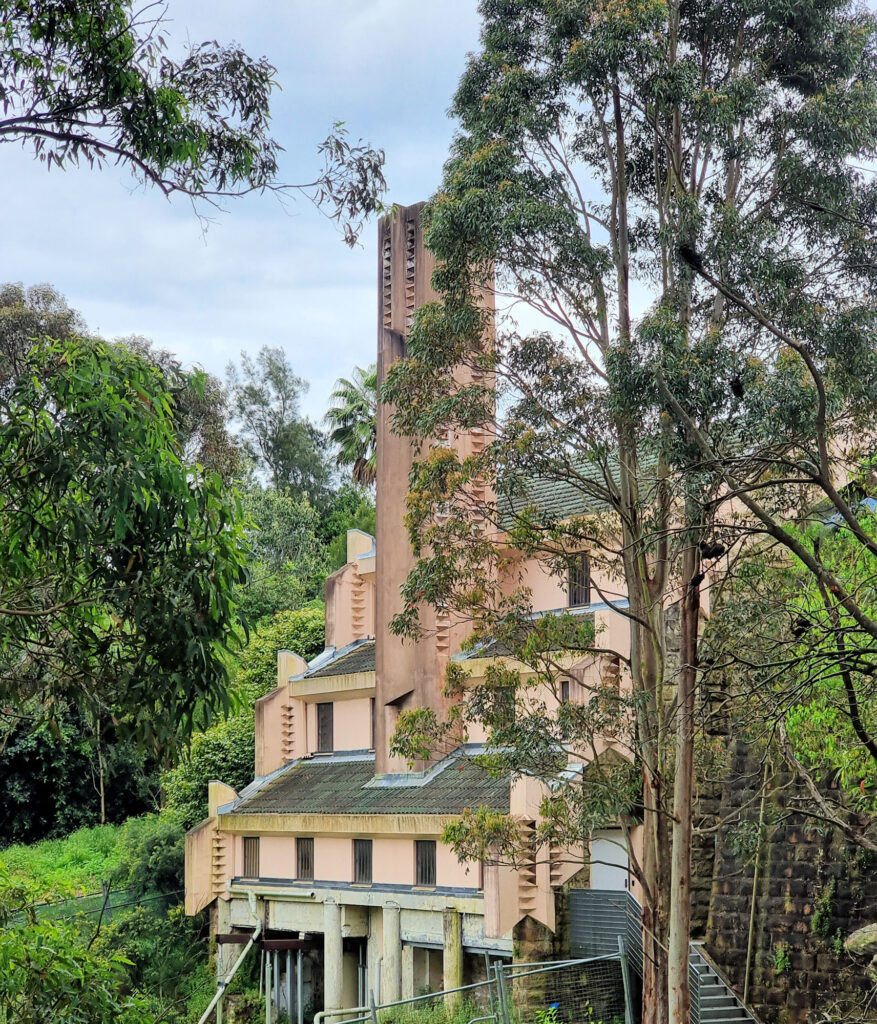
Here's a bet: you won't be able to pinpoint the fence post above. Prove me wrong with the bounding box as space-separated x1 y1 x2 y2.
265 950 273 1024
216 944 224 1024
494 962 510 1024
617 936 634 1024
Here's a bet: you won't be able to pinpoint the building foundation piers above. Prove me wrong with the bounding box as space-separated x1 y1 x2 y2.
324 899 343 1011
382 903 402 1004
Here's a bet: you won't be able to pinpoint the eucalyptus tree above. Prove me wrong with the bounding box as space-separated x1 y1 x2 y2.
0 337 250 756
383 2 877 1021
0 0 385 239
226 345 333 509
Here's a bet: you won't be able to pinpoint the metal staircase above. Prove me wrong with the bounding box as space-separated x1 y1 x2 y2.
570 890 761 1024
690 944 758 1024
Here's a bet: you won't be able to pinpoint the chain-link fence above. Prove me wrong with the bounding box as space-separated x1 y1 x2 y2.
14 883 183 925
322 951 632 1024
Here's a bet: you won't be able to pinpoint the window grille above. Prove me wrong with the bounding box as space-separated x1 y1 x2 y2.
494 685 515 730
297 837 314 881
317 702 334 753
243 836 260 878
568 552 591 607
353 839 372 884
560 679 570 740
415 840 437 887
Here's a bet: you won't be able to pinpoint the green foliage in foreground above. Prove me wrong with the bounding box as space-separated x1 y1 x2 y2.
163 607 325 828
0 337 250 754
0 824 122 899
0 813 212 1024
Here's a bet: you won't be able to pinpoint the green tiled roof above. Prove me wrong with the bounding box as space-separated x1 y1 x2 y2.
230 752 510 817
307 640 375 679
500 453 660 524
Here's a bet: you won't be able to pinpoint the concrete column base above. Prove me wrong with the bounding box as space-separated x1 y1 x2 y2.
324 899 343 1011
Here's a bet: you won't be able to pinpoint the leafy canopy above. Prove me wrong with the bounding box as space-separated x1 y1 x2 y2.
0 0 386 239
0 337 249 752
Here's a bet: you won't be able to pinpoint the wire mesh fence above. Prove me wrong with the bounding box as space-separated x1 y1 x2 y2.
13 883 183 924
504 956 629 1024
325 953 631 1024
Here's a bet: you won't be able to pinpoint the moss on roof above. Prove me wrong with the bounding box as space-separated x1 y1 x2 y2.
306 641 375 679
230 753 510 816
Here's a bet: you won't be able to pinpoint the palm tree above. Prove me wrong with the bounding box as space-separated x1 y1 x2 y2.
325 364 377 486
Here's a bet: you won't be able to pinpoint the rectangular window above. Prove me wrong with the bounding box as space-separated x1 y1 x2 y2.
297 837 314 881
353 839 372 884
494 685 515 730
242 836 260 879
317 702 334 753
415 840 436 887
568 553 591 608
560 679 570 740
370 697 376 751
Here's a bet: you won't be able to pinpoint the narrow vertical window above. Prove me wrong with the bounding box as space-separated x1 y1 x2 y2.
297 837 314 881
353 839 373 884
243 836 260 878
560 679 570 740
568 552 591 608
370 697 376 751
415 840 436 887
317 702 334 753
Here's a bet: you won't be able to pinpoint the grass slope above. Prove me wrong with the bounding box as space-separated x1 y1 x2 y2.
0 822 122 898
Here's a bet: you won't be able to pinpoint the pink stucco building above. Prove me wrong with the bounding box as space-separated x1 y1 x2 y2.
185 203 641 1019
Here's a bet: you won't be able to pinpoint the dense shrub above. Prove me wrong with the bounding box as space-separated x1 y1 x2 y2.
0 701 158 848
163 608 325 828
162 715 257 829
111 814 186 899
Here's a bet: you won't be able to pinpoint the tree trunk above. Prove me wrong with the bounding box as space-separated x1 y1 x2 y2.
96 717 106 825
668 541 700 1022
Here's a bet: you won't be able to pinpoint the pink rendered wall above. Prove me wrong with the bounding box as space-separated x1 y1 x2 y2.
509 554 626 614
305 698 372 755
325 560 376 651
227 833 478 889
374 204 494 775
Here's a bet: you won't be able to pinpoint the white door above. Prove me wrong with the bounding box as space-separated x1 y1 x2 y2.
590 829 630 890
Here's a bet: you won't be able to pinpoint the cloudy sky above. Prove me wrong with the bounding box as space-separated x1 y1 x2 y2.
1 1 483 421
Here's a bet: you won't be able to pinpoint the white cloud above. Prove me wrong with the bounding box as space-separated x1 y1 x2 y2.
0 0 481 420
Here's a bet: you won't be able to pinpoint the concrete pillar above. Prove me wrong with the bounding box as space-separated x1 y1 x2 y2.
324 899 344 1011
443 908 463 1009
382 903 402 1004
401 944 415 999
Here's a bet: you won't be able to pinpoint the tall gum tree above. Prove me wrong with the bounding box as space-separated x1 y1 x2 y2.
0 0 386 240
382 2 877 1022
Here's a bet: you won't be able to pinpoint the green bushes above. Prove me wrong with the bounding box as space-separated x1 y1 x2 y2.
163 607 325 828
163 715 256 830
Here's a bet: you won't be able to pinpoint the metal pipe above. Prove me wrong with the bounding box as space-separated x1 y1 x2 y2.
286 950 293 1023
265 948 273 1024
216 944 223 1024
297 948 303 1024
197 893 262 1024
